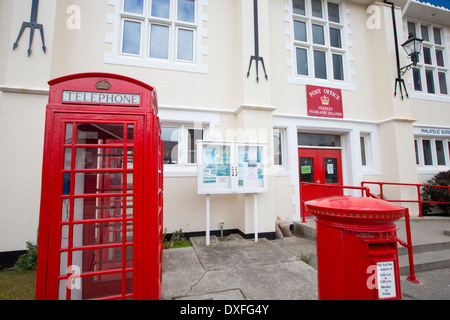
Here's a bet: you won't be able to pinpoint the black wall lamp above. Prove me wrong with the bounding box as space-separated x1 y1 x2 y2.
384 1 423 100
401 33 424 71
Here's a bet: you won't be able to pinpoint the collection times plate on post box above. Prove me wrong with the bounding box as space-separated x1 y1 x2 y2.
376 261 397 299
197 141 268 194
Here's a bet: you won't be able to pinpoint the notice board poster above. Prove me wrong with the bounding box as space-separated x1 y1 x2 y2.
237 145 265 190
306 85 343 118
197 141 268 194
201 143 232 192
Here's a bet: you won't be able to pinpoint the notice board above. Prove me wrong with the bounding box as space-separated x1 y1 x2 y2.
197 141 268 194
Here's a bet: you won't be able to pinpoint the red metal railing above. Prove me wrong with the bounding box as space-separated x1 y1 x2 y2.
300 182 376 223
361 181 450 218
300 182 420 284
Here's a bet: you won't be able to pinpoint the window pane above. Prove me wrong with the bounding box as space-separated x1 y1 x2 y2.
420 25 429 42
312 0 323 18
177 28 194 61
124 0 143 14
294 20 307 42
274 130 283 166
122 21 141 55
188 129 203 164
436 49 444 67
300 158 314 183
328 3 340 23
360 137 367 166
293 0 306 15
413 68 422 91
314 50 327 79
324 158 338 183
407 22 416 36
433 27 442 45
312 24 324 45
423 47 432 65
162 127 179 164
439 72 448 95
152 0 170 19
329 27 341 48
422 140 432 165
436 140 446 165
332 53 344 80
426 69 435 94
296 47 308 76
298 133 341 147
150 24 169 59
414 140 419 165
178 0 195 23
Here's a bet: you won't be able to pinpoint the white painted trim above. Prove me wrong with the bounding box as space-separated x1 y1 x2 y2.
0 85 49 95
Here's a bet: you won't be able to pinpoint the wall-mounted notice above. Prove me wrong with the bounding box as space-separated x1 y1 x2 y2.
197 141 268 194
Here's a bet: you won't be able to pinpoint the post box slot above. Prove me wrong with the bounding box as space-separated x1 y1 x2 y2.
368 242 397 255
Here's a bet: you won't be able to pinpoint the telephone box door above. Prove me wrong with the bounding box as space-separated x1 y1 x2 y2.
51 114 144 300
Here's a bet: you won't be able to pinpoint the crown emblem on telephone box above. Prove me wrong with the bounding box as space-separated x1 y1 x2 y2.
96 79 112 90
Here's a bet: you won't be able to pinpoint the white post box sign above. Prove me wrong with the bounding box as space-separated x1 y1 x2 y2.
197 141 268 194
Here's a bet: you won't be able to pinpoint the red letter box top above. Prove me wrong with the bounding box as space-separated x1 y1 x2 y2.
305 196 406 222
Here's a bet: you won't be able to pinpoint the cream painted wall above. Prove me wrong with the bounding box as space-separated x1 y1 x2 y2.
0 93 47 251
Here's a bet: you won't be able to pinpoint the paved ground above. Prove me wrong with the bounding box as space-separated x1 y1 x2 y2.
162 234 318 300
401 267 450 300
161 225 450 300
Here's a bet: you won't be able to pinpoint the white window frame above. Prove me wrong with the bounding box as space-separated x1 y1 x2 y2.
286 0 355 90
162 122 207 168
273 128 287 168
105 0 208 73
405 20 450 102
415 136 450 174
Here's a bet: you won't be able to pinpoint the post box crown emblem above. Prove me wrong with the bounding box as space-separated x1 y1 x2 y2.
96 78 112 90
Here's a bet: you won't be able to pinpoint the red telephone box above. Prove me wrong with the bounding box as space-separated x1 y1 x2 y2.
35 73 163 300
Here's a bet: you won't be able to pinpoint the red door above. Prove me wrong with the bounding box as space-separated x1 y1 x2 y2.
299 148 343 218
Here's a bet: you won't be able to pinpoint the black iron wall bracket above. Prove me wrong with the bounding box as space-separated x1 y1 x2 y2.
246 0 268 82
13 0 47 57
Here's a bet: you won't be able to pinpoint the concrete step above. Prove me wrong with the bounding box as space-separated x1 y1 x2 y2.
399 249 450 275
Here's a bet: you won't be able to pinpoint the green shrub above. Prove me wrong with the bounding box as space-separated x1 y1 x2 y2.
15 242 38 271
421 170 450 216
163 229 191 249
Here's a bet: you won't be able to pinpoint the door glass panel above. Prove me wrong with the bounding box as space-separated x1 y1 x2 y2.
127 124 134 142
75 148 125 170
65 124 73 144
324 158 338 183
300 158 314 183
72 196 129 221
76 123 124 144
72 221 133 247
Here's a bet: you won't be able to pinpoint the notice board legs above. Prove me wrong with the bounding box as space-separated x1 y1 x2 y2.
206 194 210 246
204 193 259 245
254 193 258 242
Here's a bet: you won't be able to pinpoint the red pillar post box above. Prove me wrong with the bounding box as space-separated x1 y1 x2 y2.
305 196 406 300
